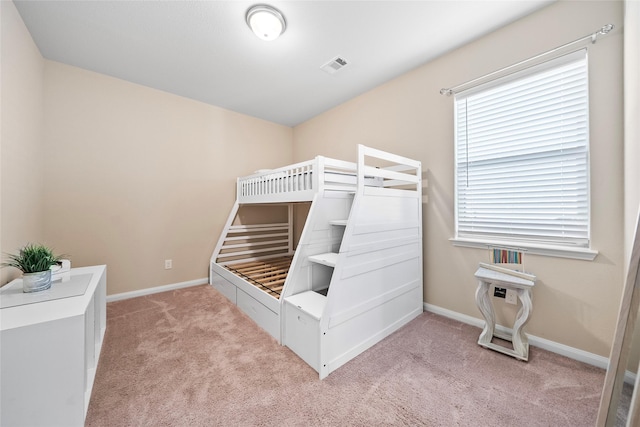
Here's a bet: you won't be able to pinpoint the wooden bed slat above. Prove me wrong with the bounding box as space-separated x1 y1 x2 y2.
232 261 291 275
260 278 286 286
237 262 290 272
233 257 291 269
223 256 293 298
243 271 288 282
224 260 264 269
226 256 290 270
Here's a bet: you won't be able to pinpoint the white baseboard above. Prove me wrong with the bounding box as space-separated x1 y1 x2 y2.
106 278 208 302
423 302 637 385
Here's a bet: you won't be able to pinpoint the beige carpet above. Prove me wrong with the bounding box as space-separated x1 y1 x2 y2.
86 284 613 426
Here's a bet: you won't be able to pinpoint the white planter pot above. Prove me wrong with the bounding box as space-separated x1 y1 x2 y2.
22 270 52 293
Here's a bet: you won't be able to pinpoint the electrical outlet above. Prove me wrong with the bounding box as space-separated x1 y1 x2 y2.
164 259 172 270
505 289 517 305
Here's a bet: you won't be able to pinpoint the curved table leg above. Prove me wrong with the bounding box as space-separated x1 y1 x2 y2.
475 280 495 346
512 289 533 359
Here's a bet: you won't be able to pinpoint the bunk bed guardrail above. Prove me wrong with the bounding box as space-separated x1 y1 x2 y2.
236 156 361 204
356 145 421 197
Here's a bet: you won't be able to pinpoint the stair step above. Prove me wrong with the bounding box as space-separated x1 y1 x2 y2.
285 291 327 320
308 252 338 268
329 219 348 226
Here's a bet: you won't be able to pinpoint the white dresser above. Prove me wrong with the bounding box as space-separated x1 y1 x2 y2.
0 265 107 427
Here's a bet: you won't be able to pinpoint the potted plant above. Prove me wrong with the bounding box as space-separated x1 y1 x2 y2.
2 244 63 293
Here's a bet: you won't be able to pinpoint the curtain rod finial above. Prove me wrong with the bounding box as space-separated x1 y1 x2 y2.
601 24 614 34
592 24 614 44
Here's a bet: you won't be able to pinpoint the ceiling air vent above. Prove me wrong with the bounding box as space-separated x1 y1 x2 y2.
321 56 349 74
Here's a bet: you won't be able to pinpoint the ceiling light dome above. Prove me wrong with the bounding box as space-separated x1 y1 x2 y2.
246 4 286 41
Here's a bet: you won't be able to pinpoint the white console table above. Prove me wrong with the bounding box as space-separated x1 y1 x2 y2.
474 264 535 361
0 265 107 427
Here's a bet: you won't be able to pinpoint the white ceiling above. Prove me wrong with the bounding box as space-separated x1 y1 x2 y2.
14 0 553 127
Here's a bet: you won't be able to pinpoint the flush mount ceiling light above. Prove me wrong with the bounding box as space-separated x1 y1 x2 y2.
246 4 286 41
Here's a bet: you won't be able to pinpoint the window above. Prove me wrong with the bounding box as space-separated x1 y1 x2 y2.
452 50 596 259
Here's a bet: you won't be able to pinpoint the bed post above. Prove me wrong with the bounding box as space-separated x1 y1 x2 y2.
315 156 324 193
288 204 294 256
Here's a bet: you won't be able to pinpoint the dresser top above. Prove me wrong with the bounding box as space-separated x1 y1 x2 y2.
0 265 106 330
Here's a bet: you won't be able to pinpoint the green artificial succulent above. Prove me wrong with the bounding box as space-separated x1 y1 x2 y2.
1 244 62 273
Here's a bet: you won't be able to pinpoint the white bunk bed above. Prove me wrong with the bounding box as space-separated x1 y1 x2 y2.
209 145 423 378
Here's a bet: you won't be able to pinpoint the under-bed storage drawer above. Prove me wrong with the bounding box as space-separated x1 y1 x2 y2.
210 271 237 304
236 289 279 340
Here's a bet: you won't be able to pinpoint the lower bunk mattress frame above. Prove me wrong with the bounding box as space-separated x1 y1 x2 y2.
210 257 291 341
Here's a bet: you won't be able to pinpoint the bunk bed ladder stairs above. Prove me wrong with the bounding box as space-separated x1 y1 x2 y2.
283 212 349 375
283 145 424 379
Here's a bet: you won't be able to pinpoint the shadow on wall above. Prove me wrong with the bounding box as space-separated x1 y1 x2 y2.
425 169 454 235
421 170 429 201
530 279 612 354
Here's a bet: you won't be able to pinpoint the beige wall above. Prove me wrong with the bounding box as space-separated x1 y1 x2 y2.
42 62 293 295
625 0 640 264
2 0 629 362
624 0 640 374
293 1 624 358
0 1 46 284
2 0 294 296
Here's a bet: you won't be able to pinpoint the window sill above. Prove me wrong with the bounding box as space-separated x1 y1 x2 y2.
449 237 598 261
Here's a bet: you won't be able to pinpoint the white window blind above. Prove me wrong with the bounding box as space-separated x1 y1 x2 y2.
455 49 590 248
